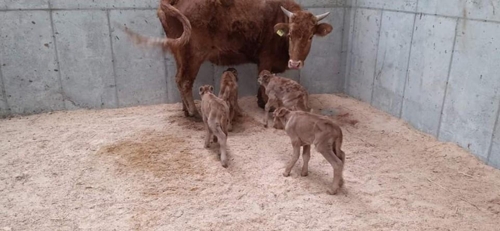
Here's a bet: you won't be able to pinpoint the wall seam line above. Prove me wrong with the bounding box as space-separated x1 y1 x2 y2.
369 9 383 105
399 12 418 119
0 60 10 115
486 101 500 164
437 18 459 139
48 1 66 111
338 6 346 93
106 9 120 108
344 5 357 94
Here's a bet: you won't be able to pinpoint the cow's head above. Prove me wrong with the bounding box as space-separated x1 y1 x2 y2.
274 6 332 69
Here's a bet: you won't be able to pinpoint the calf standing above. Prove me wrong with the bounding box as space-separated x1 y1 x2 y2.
199 85 230 168
273 107 346 195
218 67 243 131
257 70 310 128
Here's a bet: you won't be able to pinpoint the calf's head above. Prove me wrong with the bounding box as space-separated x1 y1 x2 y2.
272 107 291 129
274 6 333 70
257 70 274 87
199 85 214 96
224 67 239 82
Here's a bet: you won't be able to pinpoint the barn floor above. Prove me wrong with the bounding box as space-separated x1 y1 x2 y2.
1 94 500 230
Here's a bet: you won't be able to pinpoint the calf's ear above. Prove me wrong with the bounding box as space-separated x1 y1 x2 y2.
274 23 290 36
209 86 214 92
315 23 332 37
199 86 204 95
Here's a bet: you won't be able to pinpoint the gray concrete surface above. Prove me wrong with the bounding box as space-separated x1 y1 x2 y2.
344 0 500 168
1 0 500 169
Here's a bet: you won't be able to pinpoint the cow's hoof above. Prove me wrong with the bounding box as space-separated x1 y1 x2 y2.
327 187 339 195
301 171 308 177
221 161 228 168
282 172 290 177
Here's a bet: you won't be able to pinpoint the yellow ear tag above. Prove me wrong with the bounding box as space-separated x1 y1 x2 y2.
277 29 285 37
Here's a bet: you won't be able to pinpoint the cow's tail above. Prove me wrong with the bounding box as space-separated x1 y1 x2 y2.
116 0 192 49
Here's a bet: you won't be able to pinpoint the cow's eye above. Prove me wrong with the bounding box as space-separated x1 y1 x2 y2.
309 35 313 40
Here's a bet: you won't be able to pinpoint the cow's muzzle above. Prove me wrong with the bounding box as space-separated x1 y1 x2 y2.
288 60 303 69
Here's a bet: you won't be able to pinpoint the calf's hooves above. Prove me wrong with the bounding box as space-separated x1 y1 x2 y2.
221 161 228 168
282 172 290 177
301 172 308 177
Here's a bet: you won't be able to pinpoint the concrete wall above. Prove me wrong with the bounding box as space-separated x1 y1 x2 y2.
343 0 500 169
0 0 345 116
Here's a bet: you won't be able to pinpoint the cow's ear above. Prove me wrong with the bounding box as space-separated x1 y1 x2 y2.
315 23 332 37
274 23 290 36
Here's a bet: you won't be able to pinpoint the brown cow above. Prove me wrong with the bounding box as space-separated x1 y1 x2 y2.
119 0 332 118
273 107 345 195
199 85 230 168
218 67 242 131
257 70 310 128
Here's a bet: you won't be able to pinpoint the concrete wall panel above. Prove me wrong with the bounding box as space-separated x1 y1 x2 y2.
371 11 414 117
110 10 167 107
346 8 381 102
53 10 117 109
298 0 344 7
402 15 457 136
418 0 500 22
341 7 356 92
192 62 215 101
0 0 48 9
357 0 418 11
50 0 158 9
214 64 259 99
439 20 500 161
0 11 64 114
300 8 344 94
164 53 180 104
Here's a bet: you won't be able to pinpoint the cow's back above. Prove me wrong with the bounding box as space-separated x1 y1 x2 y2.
163 0 301 67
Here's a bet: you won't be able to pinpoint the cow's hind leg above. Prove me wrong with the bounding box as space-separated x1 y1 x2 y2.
175 55 204 119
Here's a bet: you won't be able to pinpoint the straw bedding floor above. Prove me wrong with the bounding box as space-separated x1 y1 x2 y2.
1 94 500 230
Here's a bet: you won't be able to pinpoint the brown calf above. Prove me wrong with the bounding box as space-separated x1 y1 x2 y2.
257 70 310 128
199 85 230 168
273 107 346 195
218 68 243 131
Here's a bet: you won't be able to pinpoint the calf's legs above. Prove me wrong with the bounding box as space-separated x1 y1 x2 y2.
283 142 301 177
317 144 344 195
301 145 311 176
